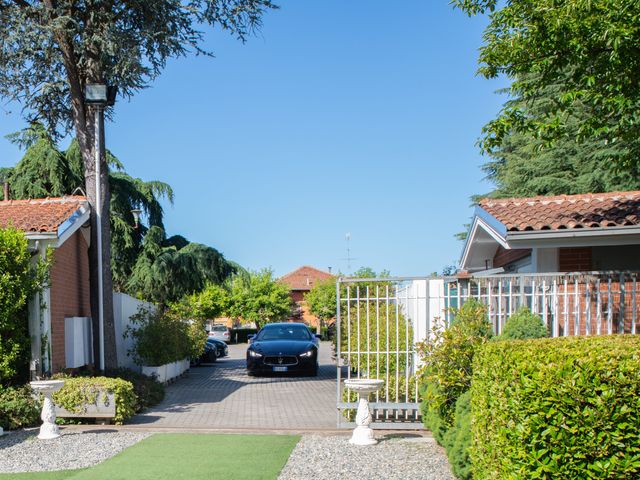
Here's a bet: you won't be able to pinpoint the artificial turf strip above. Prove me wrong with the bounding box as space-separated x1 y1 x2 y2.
0 434 300 480
0 471 81 480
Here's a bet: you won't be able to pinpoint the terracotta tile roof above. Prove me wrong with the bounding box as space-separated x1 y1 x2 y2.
0 196 88 233
280 265 334 291
479 191 640 232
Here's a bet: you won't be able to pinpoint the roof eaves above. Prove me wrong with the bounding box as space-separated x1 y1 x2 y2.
56 204 90 247
459 207 509 270
506 224 640 248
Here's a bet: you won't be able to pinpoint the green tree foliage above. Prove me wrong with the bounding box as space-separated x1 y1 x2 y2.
0 1 277 138
304 278 336 331
6 124 82 198
453 0 640 171
4 128 175 292
479 75 640 198
109 171 174 291
499 306 548 340
0 0 276 370
228 269 292 329
127 227 235 305
0 227 49 385
169 284 230 322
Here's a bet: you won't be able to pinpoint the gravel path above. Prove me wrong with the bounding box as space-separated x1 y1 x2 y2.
0 428 150 473
278 434 455 480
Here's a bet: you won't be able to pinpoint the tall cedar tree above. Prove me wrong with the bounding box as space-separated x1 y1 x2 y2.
479 73 640 199
454 0 640 171
0 0 276 368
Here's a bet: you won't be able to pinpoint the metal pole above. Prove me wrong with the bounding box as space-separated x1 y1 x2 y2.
95 107 105 372
335 279 341 427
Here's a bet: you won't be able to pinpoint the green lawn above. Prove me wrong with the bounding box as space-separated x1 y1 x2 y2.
1 434 300 480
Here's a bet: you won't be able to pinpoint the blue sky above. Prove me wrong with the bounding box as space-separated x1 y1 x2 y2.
0 1 507 277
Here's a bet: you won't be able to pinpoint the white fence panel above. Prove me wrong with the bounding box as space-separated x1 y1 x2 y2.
113 292 155 372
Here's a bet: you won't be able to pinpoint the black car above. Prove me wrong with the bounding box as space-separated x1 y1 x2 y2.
200 336 228 363
246 323 319 377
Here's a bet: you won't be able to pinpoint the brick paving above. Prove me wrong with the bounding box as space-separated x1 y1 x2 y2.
128 342 338 430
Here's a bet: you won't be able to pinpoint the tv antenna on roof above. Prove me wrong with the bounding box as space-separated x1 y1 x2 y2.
340 232 357 274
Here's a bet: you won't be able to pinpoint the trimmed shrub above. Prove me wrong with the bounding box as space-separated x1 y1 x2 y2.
499 306 547 340
103 368 164 412
52 377 136 425
0 385 41 430
471 336 640 479
443 391 472 480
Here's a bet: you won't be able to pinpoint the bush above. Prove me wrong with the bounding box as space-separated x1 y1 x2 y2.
103 368 164 412
0 385 41 430
418 299 492 429
499 306 547 339
471 336 640 479
417 299 492 479
0 227 49 384
442 391 472 480
52 377 136 425
127 307 192 366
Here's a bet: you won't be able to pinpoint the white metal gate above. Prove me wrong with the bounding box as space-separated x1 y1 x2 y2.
336 277 426 428
335 272 640 428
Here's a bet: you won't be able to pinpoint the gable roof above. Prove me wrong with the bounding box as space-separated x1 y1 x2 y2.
280 265 334 291
0 196 89 235
479 191 640 232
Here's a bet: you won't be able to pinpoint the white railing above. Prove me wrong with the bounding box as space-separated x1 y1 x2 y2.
442 272 640 337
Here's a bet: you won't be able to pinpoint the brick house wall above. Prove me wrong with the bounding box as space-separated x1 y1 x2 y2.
493 246 531 269
49 230 91 372
559 247 593 272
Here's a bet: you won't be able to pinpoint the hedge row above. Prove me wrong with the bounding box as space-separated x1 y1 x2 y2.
471 335 640 479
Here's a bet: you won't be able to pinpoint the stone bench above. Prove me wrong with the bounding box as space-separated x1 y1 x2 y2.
55 392 116 425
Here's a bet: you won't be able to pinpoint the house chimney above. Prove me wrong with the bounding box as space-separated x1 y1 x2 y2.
3 182 8 201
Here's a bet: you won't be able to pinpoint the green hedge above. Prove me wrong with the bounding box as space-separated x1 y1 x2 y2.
471 336 640 479
0 385 41 430
443 391 472 480
52 377 137 425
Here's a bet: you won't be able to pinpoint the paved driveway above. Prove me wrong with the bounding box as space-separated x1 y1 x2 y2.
129 342 337 431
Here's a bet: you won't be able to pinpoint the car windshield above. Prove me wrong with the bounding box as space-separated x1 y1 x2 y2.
211 325 227 332
256 325 312 341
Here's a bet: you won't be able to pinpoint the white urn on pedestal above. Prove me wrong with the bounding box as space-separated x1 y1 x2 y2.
30 380 65 440
344 378 384 446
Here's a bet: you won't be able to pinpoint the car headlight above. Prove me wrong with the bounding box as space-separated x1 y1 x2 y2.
248 350 262 358
299 350 315 357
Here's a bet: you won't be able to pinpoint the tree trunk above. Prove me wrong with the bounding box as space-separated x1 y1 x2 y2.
45 0 118 371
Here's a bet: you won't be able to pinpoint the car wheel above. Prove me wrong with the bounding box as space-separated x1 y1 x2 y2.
215 348 222 358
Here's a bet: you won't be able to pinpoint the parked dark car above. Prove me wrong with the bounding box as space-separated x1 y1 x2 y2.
200 336 228 363
246 323 319 377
